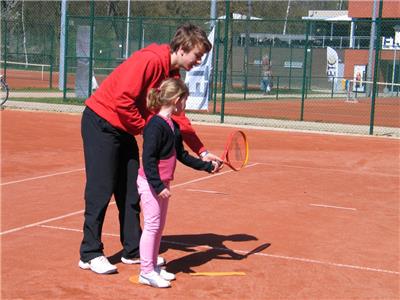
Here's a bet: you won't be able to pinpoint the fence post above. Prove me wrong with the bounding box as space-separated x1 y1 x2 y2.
212 21 220 114
243 49 247 100
63 14 69 100
59 0 67 91
49 27 54 89
2 18 8 79
300 21 310 121
289 43 293 90
276 76 279 100
137 17 143 50
125 0 131 59
305 77 308 98
308 47 313 90
243 10 251 101
220 0 230 124
268 42 272 62
369 0 383 135
88 0 95 97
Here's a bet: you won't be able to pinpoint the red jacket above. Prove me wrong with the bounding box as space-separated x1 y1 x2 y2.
85 43 205 154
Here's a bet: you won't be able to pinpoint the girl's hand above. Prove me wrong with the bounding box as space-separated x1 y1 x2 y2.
201 151 223 168
158 188 171 200
210 160 223 173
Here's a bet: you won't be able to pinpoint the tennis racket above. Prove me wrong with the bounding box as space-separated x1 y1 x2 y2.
221 130 249 171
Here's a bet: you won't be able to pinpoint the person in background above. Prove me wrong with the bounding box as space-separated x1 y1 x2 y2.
138 78 220 288
260 54 273 95
78 23 222 275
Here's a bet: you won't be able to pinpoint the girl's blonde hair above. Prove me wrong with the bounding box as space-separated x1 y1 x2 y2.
147 78 189 112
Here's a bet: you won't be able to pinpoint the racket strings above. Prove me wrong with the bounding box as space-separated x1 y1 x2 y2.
226 132 248 170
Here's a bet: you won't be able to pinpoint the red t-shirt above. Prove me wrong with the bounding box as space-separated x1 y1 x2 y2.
85 43 205 154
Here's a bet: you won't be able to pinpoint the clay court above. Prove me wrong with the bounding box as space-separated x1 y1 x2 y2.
209 97 400 128
1 109 399 299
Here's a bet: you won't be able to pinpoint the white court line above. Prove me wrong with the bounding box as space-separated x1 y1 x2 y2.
310 203 357 211
0 165 261 236
38 224 119 237
257 162 397 178
0 210 84 236
1 168 85 186
186 189 228 195
37 224 399 276
171 162 259 189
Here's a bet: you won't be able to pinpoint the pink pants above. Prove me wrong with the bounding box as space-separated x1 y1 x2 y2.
137 175 169 273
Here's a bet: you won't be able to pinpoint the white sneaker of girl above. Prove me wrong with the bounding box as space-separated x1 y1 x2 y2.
155 266 176 281
139 271 171 288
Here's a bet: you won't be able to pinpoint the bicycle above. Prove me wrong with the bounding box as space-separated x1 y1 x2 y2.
1 74 9 106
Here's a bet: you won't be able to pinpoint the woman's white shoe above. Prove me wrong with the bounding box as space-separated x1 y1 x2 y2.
78 256 117 274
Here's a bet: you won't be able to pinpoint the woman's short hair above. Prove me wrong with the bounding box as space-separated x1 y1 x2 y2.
170 23 212 53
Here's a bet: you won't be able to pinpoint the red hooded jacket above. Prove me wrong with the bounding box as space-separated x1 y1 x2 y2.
85 43 205 154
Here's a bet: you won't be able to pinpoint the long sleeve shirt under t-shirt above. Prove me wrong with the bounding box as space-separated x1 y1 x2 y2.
139 115 213 194
85 43 206 154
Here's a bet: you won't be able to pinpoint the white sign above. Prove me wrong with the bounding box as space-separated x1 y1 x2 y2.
284 61 303 68
326 46 339 82
382 31 400 49
185 27 215 110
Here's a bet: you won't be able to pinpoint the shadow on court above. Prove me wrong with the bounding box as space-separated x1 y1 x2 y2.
159 233 271 274
107 233 270 273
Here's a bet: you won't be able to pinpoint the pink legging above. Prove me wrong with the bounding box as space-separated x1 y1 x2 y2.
137 175 169 273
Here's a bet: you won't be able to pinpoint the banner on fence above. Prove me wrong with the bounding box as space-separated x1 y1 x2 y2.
185 27 215 110
326 46 339 82
75 26 91 98
353 65 366 93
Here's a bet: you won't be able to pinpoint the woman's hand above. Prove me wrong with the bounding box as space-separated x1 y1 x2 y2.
158 188 171 200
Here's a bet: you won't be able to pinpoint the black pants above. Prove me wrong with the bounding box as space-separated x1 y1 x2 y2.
80 107 141 262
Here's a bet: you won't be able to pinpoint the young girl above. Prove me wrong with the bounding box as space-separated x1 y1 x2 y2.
137 78 219 288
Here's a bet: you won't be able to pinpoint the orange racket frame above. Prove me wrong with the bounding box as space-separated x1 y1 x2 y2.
221 130 249 171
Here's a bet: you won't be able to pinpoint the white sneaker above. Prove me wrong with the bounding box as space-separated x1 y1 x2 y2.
121 256 166 266
155 266 176 281
139 271 171 288
78 256 117 274
121 257 141 264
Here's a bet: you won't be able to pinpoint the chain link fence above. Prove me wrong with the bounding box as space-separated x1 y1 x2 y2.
1 1 399 136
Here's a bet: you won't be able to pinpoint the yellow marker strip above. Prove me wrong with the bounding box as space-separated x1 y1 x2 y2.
129 275 139 284
189 272 246 276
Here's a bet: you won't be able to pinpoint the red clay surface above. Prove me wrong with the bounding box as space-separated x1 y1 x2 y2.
3 69 108 90
1 109 399 300
210 98 400 127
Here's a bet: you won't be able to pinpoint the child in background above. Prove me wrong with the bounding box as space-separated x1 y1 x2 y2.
137 78 219 288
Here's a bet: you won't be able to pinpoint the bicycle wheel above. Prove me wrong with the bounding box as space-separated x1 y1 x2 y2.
0 78 9 106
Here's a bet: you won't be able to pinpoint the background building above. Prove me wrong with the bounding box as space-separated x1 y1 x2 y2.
344 0 399 90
